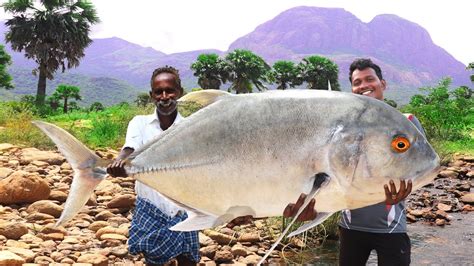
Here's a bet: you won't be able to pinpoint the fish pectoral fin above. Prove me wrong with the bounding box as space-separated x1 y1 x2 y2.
170 212 220 231
287 212 335 238
258 173 331 265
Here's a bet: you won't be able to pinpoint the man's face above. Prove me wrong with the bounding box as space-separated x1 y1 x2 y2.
351 68 386 100
150 73 182 116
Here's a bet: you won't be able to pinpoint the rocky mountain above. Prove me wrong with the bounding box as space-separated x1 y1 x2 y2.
229 7 470 98
0 6 471 105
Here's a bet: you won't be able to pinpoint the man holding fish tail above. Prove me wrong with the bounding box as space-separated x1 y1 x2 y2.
286 58 425 266
107 66 199 266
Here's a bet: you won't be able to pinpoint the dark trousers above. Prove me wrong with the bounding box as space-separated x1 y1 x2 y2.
339 226 411 266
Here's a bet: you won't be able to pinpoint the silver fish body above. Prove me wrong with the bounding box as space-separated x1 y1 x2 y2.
33 89 439 233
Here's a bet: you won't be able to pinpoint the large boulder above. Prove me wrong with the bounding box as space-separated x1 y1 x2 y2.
0 171 51 204
19 148 64 165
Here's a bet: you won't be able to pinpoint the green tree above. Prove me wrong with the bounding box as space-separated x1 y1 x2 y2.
468 62 474 83
225 49 270 94
135 92 151 107
191 53 229 90
269 61 299 90
3 0 99 105
51 84 82 113
296 55 340 90
403 78 473 140
0 44 13 89
89 102 104 112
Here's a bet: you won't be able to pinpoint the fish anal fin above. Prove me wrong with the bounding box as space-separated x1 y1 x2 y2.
170 212 219 231
170 206 257 232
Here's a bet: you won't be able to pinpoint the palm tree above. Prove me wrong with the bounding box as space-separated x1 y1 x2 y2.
0 44 13 89
225 49 270 94
296 55 340 91
270 60 299 90
3 0 99 105
52 84 82 113
191 53 229 90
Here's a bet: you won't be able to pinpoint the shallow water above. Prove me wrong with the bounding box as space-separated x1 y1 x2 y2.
290 212 473 265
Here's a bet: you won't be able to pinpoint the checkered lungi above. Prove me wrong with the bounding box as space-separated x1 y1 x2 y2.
128 197 200 264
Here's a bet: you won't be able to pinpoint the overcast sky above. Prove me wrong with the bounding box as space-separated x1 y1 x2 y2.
1 0 473 65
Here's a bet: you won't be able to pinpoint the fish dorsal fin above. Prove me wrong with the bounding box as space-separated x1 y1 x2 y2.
178 89 231 108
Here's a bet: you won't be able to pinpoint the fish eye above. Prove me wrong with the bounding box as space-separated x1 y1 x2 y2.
391 136 410 153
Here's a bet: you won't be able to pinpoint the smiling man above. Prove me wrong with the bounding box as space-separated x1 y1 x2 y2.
107 66 199 266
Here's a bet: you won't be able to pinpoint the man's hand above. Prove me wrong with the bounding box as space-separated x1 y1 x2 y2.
384 179 412 205
106 159 128 177
283 193 317 222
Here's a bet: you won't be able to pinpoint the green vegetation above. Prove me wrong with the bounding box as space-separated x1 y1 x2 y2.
225 49 271 94
296 55 340 91
269 61 299 90
3 0 99 105
0 44 13 89
401 78 474 158
49 84 82 113
191 53 229 90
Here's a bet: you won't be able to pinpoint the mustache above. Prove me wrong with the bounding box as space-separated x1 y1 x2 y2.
157 99 177 107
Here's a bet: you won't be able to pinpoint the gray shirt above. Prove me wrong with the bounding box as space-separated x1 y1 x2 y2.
338 114 425 233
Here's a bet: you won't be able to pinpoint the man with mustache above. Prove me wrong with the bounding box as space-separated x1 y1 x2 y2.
107 66 199 266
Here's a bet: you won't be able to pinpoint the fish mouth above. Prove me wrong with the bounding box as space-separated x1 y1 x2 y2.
407 164 441 189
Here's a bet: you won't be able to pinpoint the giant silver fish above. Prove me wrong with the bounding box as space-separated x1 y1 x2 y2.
33 89 439 260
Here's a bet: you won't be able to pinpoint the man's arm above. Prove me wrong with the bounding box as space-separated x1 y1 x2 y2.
106 147 134 177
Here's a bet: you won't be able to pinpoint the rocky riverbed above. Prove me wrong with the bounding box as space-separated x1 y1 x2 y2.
0 143 472 265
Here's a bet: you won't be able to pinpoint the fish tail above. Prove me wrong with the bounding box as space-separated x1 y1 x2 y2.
32 121 108 226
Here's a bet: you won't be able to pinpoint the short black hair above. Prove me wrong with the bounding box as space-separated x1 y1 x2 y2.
150 66 183 94
349 58 384 83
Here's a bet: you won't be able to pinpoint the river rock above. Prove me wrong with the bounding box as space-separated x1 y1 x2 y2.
240 254 262 265
0 250 25 266
48 190 68 202
200 245 218 259
0 143 17 151
106 194 135 209
199 232 214 246
237 232 260 243
0 221 28 240
438 170 458 179
88 221 110 232
0 171 51 204
231 243 248 257
5 247 35 262
77 253 108 266
19 148 64 165
460 193 474 204
0 167 13 179
34 256 54 264
214 249 234 263
436 203 452 212
95 226 128 238
95 210 115 221
96 180 122 196
27 200 63 217
204 229 236 245
99 233 127 242
25 212 55 222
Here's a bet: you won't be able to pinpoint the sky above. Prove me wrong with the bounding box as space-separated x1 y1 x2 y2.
1 0 473 65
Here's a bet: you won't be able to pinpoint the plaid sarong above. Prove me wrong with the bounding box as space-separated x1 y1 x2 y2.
128 197 200 264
